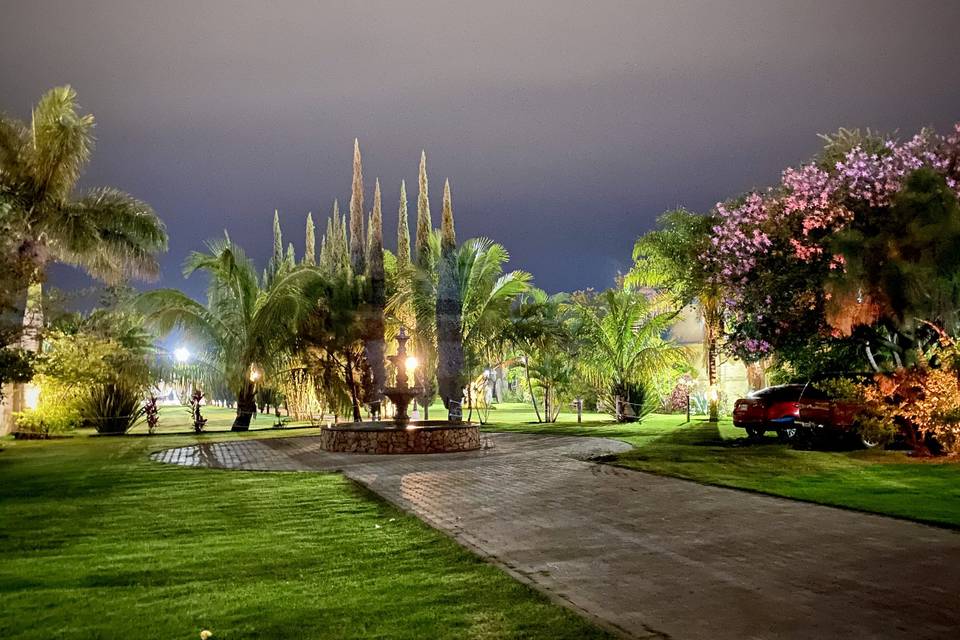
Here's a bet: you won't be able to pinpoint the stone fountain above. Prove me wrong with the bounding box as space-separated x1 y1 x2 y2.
318 328 480 454
383 327 420 426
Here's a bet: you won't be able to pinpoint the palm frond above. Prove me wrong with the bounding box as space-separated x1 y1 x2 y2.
29 86 94 203
135 288 223 348
53 188 168 283
0 116 31 192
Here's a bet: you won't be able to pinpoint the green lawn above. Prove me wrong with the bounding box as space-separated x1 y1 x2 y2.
0 431 609 639
127 405 312 435
5 401 959 640
483 404 960 528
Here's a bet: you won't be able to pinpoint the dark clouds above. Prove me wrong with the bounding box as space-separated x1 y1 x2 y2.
2 0 959 299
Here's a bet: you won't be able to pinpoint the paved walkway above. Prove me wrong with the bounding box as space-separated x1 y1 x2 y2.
152 433 960 639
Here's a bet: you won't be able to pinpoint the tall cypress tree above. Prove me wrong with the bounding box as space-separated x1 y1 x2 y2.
273 209 283 267
365 212 375 267
415 150 432 270
413 150 437 416
336 200 350 276
435 179 465 417
349 138 365 275
365 178 387 405
397 179 411 269
264 209 284 284
285 242 296 269
304 212 316 265
320 199 349 277
440 180 456 251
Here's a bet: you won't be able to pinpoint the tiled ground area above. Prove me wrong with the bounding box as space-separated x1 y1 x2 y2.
152 433 960 639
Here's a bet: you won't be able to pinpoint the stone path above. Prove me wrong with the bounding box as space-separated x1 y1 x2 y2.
152 433 960 639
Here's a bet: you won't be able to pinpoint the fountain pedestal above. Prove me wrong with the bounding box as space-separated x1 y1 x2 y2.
319 421 480 454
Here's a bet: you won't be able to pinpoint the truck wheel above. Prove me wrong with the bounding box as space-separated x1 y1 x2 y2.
859 434 880 449
792 426 815 450
777 427 797 443
745 426 765 441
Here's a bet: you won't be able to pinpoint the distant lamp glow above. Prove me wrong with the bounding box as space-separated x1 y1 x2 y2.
173 347 191 363
249 366 262 383
23 384 40 410
405 356 419 372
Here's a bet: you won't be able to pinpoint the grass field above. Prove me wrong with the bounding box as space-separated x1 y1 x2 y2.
4 400 959 639
0 429 609 640
482 404 960 528
127 405 311 435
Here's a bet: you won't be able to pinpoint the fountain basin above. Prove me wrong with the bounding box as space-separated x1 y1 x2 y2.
319 421 480 454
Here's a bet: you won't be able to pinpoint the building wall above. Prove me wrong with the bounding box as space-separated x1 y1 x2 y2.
668 305 751 402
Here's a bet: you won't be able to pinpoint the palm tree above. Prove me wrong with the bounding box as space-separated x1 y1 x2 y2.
456 238 530 417
297 268 370 422
389 235 530 418
0 86 167 309
628 208 722 419
507 290 574 422
137 238 320 430
576 286 687 422
389 230 440 417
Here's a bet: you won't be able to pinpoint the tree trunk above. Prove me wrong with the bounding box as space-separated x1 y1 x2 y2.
865 343 881 372
436 253 466 409
233 382 256 431
345 353 363 422
707 335 719 422
746 360 767 391
543 385 551 424
524 358 543 422
466 383 473 423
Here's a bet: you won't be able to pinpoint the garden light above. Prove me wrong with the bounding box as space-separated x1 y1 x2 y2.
173 347 191 363
405 356 418 372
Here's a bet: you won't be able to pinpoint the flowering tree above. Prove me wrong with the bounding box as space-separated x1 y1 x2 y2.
707 123 960 374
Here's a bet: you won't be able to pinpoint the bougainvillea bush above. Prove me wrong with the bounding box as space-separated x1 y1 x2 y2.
708 123 960 374
698 123 960 453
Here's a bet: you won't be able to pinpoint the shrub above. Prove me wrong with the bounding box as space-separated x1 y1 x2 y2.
0 349 34 401
816 377 864 402
81 383 145 435
897 369 960 454
663 374 695 413
856 412 900 447
14 402 81 436
144 394 160 435
864 367 960 454
190 389 207 433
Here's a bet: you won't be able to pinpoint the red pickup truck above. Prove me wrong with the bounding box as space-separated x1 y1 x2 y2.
733 384 828 442
797 397 874 447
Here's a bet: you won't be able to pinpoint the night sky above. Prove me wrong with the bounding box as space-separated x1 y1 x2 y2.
3 1 959 301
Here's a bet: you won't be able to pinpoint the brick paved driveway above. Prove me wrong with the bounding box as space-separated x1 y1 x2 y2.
152 432 960 639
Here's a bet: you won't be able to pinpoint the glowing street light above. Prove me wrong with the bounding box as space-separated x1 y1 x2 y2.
173 347 191 363
249 366 262 383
